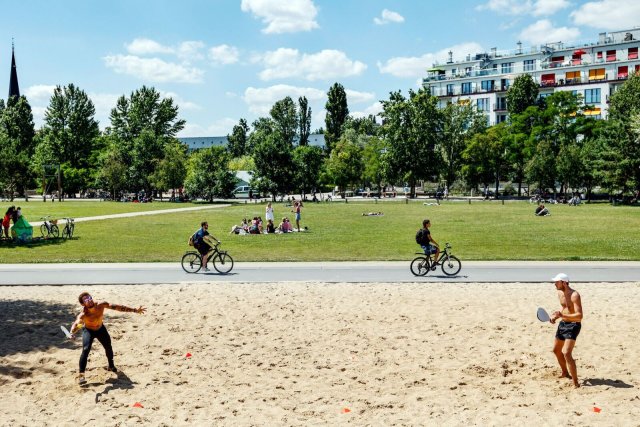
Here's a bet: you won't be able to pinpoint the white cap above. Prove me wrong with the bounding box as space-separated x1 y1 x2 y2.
551 272 569 282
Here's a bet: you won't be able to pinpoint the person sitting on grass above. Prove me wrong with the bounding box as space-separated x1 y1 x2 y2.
266 219 276 233
535 203 550 216
278 217 292 233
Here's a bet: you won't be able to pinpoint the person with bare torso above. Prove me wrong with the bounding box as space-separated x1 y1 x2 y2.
69 292 146 384
549 273 583 388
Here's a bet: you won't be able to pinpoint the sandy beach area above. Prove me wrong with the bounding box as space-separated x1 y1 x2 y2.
1 281 639 426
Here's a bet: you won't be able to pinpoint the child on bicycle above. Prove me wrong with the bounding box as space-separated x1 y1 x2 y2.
191 221 219 272
416 219 440 264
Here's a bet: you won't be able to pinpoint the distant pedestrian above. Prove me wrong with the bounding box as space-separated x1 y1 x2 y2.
292 201 302 231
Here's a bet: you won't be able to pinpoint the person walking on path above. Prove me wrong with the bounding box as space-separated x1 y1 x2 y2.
549 273 583 388
68 292 146 384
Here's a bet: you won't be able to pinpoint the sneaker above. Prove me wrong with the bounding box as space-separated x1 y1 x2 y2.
78 375 87 385
107 365 118 373
203 267 210 272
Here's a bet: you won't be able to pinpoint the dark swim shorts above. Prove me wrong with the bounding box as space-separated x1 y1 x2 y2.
555 321 581 341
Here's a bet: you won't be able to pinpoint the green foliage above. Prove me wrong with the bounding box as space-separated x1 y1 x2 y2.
506 74 539 116
0 96 36 199
228 155 255 172
608 72 640 121
362 135 387 190
96 136 128 199
325 129 364 192
251 133 294 198
298 96 312 146
380 89 441 195
226 118 250 157
462 123 509 193
150 140 188 194
292 145 324 196
324 83 349 152
270 96 298 147
343 115 379 136
184 146 236 201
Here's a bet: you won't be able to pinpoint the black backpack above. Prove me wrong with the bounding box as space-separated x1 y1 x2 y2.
415 229 428 245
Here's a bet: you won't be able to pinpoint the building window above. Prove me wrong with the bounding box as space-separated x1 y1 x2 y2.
461 82 472 94
476 98 490 112
588 68 606 81
481 80 494 91
501 62 513 73
584 88 601 104
523 59 535 71
618 66 629 79
465 67 472 76
628 47 638 60
550 56 564 68
566 71 580 84
496 115 507 124
606 50 616 62
495 98 507 111
446 84 454 96
450 68 457 76
541 73 556 86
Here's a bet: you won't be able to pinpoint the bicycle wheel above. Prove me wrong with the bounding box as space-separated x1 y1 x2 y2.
410 256 430 276
181 252 202 273
213 252 234 274
69 224 74 238
40 224 48 237
62 226 70 240
50 224 60 238
441 255 462 276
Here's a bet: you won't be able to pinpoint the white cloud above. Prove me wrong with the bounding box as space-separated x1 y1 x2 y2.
243 84 325 114
374 9 405 25
209 44 240 65
177 41 205 62
476 0 569 16
241 0 319 34
518 20 580 45
159 91 201 111
87 92 120 129
258 48 367 81
126 38 174 55
24 84 56 103
351 101 383 119
179 118 238 137
570 0 640 30
345 89 375 104
378 42 484 78
103 55 204 83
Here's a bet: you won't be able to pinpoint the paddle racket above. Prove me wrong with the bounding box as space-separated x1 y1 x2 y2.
60 325 74 339
536 307 550 322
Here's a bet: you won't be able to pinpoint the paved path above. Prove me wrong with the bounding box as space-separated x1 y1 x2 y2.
30 204 230 227
1 261 638 285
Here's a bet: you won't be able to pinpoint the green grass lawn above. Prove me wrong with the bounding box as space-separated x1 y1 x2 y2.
2 200 639 262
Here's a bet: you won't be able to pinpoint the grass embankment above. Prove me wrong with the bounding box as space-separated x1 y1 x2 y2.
1 200 639 262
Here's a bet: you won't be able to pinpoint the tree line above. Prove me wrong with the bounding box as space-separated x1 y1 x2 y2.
0 75 639 202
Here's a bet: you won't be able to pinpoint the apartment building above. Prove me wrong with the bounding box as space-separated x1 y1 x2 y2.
422 28 640 125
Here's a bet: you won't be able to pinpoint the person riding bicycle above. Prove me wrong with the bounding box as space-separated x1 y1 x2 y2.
416 219 440 264
191 221 219 272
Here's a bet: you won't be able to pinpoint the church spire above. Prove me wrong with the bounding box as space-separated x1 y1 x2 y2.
9 40 20 99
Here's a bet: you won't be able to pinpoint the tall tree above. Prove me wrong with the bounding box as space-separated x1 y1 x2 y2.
0 96 36 199
184 146 236 201
270 96 298 147
298 96 312 146
150 139 188 199
325 83 349 153
462 123 509 196
325 129 365 195
292 145 324 198
506 74 539 116
440 103 486 193
251 133 295 200
380 88 442 197
226 118 250 158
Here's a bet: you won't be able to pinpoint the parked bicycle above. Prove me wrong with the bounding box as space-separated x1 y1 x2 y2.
181 241 234 274
61 217 75 239
410 242 461 276
40 216 59 238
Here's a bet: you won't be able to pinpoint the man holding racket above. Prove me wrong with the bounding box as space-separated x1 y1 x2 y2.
549 273 583 388
69 292 146 384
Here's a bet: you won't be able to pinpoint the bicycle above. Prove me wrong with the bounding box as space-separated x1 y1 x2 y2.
61 217 75 239
40 216 60 238
181 241 234 274
410 242 461 276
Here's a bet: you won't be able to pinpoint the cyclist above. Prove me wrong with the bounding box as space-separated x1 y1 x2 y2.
416 219 440 264
191 221 219 272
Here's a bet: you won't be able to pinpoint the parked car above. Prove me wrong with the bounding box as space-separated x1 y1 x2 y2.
232 186 252 198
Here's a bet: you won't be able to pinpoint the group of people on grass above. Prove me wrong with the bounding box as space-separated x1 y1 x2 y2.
2 206 33 242
230 201 304 234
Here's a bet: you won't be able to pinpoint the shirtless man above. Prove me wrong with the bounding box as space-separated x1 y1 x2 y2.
69 292 146 384
549 273 583 388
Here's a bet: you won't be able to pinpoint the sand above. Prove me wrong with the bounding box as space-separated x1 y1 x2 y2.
1 281 639 426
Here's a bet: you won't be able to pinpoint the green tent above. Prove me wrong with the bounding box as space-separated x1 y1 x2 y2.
11 216 33 243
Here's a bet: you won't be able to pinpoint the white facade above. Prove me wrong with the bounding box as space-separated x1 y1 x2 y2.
422 28 640 124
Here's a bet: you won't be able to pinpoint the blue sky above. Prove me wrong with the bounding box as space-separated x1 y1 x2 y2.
2 0 639 136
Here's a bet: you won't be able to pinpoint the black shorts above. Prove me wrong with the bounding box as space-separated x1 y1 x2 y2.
555 321 581 341
195 243 211 256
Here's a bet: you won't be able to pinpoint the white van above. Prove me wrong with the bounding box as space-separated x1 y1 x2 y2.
233 186 252 198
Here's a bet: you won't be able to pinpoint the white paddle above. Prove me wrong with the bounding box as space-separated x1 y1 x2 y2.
536 307 550 323
60 325 74 339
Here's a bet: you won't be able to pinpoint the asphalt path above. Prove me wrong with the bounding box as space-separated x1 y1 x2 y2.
1 261 638 285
